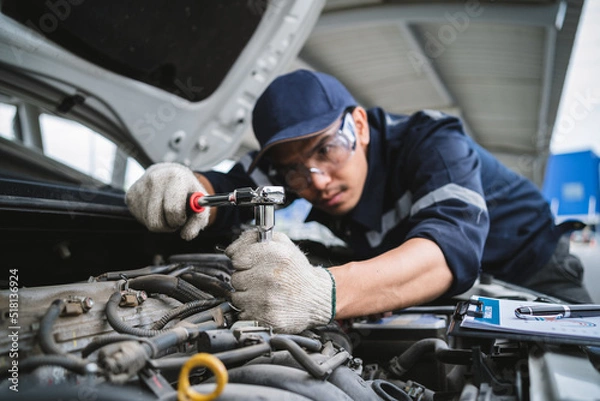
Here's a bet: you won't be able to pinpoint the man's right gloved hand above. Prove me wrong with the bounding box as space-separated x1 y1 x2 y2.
125 162 210 241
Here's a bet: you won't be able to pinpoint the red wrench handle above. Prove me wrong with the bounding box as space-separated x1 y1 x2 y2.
187 192 206 214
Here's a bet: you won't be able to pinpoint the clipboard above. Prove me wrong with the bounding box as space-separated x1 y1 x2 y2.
447 296 600 347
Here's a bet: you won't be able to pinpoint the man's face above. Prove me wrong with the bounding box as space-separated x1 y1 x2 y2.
269 107 370 215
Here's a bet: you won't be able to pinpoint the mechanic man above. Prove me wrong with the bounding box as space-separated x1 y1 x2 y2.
126 69 593 333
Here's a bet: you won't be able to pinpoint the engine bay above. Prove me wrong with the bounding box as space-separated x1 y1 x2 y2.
0 0 597 398
2 251 599 401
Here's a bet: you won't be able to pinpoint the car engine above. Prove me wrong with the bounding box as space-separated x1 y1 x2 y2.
3 247 599 401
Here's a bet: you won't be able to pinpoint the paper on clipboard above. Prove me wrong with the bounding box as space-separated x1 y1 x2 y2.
459 296 600 343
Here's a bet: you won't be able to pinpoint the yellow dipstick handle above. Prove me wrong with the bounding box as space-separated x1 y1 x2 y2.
178 353 228 401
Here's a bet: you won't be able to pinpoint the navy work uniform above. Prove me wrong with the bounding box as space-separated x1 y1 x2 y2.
202 109 591 303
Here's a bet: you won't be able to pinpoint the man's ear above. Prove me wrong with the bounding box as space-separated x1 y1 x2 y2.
352 106 370 146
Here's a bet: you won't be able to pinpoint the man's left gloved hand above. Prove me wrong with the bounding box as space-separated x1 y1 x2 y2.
225 230 336 334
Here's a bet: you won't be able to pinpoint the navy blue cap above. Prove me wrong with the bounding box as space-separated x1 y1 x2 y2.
248 69 357 172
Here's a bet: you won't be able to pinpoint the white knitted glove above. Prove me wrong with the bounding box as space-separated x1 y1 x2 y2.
125 162 210 241
225 230 336 334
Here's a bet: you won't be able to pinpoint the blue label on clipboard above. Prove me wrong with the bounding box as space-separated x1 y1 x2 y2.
474 297 500 325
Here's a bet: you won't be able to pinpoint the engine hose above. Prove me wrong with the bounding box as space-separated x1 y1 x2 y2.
212 342 272 366
182 302 232 325
128 274 211 302
210 364 355 401
105 292 189 337
151 298 224 330
105 290 224 338
38 299 68 356
168 253 235 274
436 348 473 365
180 271 234 298
270 336 350 379
174 264 233 285
148 327 196 356
388 338 450 377
244 344 328 372
150 343 273 371
370 379 412 401
105 292 162 337
276 334 322 352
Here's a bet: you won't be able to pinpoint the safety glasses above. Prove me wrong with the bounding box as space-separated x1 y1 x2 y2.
268 110 357 192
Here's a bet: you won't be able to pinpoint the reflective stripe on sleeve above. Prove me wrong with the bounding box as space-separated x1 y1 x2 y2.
410 183 487 216
365 183 487 248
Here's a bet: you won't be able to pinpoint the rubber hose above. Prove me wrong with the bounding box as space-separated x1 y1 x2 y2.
105 292 174 337
105 291 214 339
436 348 473 365
370 379 412 401
245 349 307 370
128 275 211 302
211 364 354 401
270 335 350 379
388 338 449 377
182 302 231 325
38 299 69 356
168 253 235 274
174 264 233 284
212 343 272 366
151 298 224 330
148 327 194 355
276 334 322 352
151 343 272 371
180 272 234 298
245 349 334 373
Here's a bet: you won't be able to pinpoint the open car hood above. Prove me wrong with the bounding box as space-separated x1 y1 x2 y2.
0 0 324 170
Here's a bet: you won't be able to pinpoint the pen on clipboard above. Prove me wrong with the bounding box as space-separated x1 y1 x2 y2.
514 304 600 319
